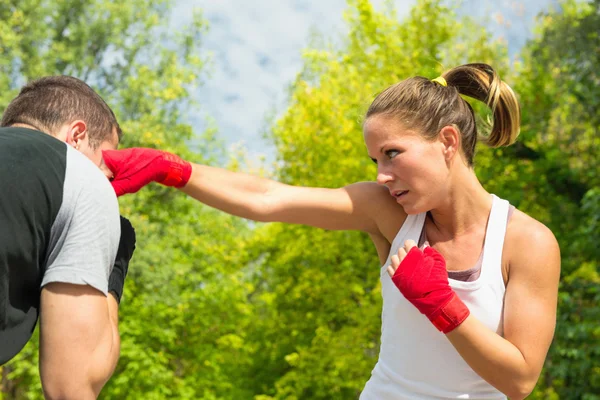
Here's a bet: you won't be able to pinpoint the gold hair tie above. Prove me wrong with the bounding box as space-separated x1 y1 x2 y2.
431 76 447 87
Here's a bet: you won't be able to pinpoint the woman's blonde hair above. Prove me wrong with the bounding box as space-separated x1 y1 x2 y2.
365 63 521 165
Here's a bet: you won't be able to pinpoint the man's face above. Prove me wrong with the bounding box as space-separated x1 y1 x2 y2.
79 136 119 180
77 134 118 169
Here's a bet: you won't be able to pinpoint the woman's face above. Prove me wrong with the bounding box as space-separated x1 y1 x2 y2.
363 114 451 214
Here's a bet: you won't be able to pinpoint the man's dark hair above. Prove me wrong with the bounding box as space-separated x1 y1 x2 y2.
1 76 122 148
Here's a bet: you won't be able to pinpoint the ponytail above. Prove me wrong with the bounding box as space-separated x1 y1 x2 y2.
442 63 521 147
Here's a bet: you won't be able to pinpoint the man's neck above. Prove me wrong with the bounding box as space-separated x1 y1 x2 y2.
10 122 46 132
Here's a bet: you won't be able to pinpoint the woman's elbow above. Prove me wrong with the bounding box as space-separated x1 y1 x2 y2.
252 192 280 222
504 377 537 400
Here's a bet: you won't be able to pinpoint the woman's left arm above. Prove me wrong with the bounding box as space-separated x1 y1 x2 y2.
446 219 560 400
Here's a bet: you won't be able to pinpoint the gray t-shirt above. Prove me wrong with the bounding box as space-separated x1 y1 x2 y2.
41 144 120 292
1 127 120 365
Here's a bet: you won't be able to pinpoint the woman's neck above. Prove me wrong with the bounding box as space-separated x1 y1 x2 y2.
427 167 492 239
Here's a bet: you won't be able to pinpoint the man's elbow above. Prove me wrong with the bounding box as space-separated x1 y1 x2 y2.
42 379 97 400
42 370 110 400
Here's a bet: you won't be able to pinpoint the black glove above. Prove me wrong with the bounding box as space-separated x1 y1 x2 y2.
108 216 136 303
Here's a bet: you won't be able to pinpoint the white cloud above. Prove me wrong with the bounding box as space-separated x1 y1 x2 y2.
170 0 415 159
171 0 557 160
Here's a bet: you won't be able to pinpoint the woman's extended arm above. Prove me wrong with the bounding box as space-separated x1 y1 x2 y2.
102 148 394 234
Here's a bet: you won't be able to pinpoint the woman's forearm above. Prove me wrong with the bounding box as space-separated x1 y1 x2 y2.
180 163 279 221
179 164 385 232
446 316 539 400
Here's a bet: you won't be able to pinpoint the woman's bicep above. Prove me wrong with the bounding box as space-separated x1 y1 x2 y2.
503 220 560 375
182 165 394 235
266 181 390 234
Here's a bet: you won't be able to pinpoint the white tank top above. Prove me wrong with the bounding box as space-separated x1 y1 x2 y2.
360 194 509 400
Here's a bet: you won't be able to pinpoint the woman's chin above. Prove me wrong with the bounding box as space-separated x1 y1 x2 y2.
399 198 430 216
400 203 423 215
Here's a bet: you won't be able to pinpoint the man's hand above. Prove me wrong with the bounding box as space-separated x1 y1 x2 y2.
108 216 136 303
102 148 192 196
387 240 470 334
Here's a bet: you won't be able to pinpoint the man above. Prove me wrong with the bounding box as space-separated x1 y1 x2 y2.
0 76 135 399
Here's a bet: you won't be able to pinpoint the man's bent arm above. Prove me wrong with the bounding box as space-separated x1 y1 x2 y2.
39 283 120 400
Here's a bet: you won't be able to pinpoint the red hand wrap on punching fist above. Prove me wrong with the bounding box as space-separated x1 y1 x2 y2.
102 148 192 197
391 246 470 334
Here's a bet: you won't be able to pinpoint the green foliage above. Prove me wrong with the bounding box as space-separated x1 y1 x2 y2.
1 0 598 399
511 1 600 397
240 1 513 398
0 1 254 399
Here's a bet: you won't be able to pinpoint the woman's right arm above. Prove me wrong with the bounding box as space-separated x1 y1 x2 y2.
181 163 385 234
102 147 398 235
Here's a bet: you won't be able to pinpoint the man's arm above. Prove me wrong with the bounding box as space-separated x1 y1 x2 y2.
39 215 135 399
39 284 120 400
37 147 135 399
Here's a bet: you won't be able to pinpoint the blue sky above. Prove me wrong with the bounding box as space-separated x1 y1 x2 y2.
171 0 558 161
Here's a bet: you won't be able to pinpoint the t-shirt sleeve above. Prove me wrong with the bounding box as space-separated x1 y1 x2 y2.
41 146 120 295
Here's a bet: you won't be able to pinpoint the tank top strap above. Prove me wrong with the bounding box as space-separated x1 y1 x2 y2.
480 194 510 283
383 212 427 268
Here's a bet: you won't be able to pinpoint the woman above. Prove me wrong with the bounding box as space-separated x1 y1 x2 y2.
103 63 560 399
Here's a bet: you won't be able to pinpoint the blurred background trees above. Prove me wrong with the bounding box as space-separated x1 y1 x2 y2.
1 0 597 398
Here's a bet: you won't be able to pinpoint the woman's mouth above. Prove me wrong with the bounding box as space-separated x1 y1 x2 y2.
392 190 409 199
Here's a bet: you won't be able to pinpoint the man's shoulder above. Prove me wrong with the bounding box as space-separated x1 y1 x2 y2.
63 146 118 212
0 126 69 178
0 126 66 148
42 147 121 296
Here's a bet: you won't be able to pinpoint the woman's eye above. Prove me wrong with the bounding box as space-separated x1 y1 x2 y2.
385 150 400 159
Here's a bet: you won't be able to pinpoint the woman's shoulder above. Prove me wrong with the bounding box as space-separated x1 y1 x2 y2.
505 208 557 247
504 207 561 278
362 182 409 241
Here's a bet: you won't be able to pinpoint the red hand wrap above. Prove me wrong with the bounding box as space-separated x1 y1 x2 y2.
102 148 192 197
391 246 470 334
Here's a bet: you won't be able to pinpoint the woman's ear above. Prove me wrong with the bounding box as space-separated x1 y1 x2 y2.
438 125 460 161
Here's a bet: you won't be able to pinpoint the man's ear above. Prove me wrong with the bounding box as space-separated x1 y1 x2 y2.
438 125 461 162
67 120 88 149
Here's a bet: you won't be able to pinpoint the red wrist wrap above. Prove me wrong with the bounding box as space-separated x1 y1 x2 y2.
429 293 470 334
391 246 470 334
160 152 192 188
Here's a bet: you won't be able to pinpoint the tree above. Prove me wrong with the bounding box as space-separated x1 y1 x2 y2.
511 1 600 398
239 1 514 398
237 0 599 398
0 1 255 399
2 0 596 398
